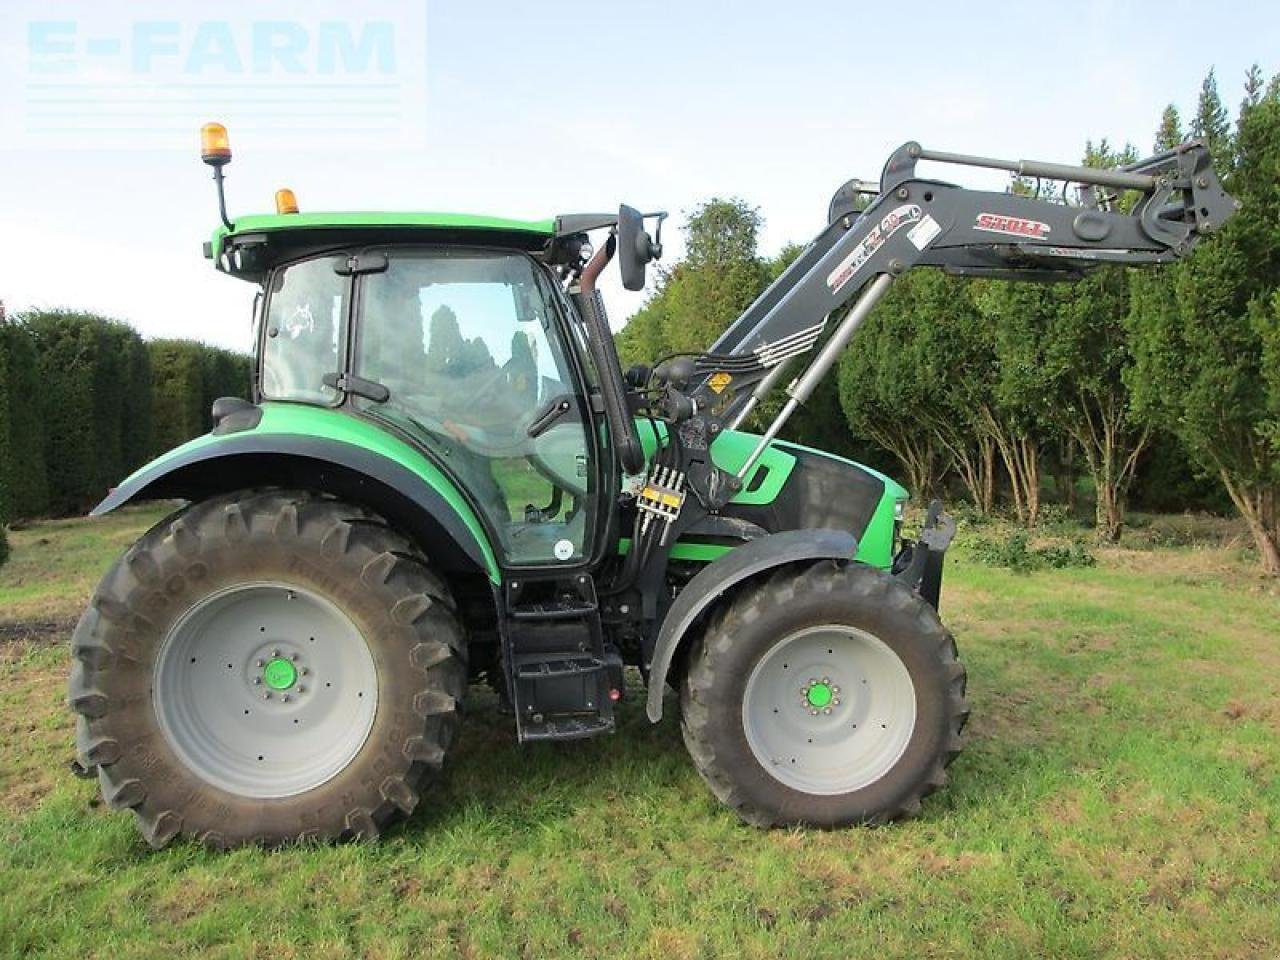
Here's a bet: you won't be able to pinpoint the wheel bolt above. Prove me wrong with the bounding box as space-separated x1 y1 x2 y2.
253 677 262 686
281 694 291 703
823 708 832 715
271 649 280 657
256 659 265 667
301 668 310 677
263 692 272 700
297 686 306 693
291 653 299 662
833 699 841 706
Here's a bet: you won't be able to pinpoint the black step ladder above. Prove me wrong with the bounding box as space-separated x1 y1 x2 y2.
503 574 623 743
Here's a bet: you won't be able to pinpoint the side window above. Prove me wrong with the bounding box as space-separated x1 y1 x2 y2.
261 257 347 403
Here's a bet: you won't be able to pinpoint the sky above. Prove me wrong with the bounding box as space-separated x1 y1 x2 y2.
0 0 1276 353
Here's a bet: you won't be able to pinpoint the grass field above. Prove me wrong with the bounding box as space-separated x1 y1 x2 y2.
2 505 1279 959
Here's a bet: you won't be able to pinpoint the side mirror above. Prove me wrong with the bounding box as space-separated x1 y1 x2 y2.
618 204 663 291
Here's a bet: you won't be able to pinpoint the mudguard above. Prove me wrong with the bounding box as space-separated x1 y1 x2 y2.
645 528 856 722
93 425 499 582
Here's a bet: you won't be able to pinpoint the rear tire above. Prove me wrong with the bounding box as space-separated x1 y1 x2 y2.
68 489 467 848
680 560 967 828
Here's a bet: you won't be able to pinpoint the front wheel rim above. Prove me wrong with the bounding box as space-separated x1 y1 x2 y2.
153 582 379 799
742 624 917 795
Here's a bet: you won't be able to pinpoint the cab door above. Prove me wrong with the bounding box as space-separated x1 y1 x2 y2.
349 246 601 568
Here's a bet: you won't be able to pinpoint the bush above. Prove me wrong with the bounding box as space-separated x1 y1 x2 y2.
969 530 1097 572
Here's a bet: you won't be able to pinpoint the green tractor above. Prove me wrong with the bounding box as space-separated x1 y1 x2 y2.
69 124 1235 848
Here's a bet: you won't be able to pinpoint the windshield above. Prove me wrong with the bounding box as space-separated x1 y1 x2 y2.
354 249 595 567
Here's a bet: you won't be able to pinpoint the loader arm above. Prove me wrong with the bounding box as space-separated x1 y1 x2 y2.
690 139 1236 427
603 138 1235 648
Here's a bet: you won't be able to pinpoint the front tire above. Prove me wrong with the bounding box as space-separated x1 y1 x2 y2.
68 490 466 848
680 560 968 827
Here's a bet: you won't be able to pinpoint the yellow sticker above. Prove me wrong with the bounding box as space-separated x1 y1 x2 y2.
708 372 732 394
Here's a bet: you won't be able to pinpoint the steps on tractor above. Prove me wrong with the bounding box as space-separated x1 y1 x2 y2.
509 598 597 620
514 655 607 680
519 715 615 742
504 575 623 743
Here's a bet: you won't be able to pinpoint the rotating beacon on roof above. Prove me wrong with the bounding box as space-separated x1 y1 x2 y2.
67 121 1238 848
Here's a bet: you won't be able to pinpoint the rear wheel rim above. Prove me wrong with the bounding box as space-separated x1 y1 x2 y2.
153 582 379 799
742 624 916 795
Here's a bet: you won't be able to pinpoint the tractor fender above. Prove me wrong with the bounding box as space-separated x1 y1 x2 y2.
91 433 498 581
645 528 857 722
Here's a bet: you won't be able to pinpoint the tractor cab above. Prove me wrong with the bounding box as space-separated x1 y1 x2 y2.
248 240 600 568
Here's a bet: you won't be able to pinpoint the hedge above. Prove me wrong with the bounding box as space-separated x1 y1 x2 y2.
0 323 49 519
1 311 250 519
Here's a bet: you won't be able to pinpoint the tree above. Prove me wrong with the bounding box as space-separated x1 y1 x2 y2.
838 272 950 498
1128 74 1280 574
615 292 673 368
647 198 771 356
971 280 1054 525
1242 63 1265 117
1156 104 1184 151
1029 140 1151 542
1192 68 1232 169
1047 267 1150 541
893 272 999 512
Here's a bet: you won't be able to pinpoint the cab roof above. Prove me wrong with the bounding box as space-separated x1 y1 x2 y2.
206 211 566 281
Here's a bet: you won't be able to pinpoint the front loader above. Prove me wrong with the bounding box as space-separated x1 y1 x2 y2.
68 123 1236 847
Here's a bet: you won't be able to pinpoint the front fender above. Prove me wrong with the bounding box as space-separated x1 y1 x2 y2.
94 404 499 582
645 528 857 722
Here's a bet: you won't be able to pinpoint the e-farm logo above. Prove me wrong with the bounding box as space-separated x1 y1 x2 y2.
2 1 427 149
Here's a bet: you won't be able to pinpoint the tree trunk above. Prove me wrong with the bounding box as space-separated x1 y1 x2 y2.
978 408 1040 525
1055 438 1078 515
1220 472 1280 577
1218 476 1280 578
980 438 997 516
1095 482 1124 543
1071 395 1150 546
1258 530 1280 577
943 436 997 515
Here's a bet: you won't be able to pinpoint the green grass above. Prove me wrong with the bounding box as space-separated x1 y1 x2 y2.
2 509 1279 959
0 505 174 625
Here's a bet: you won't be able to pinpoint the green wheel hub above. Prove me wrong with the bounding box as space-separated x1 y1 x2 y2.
262 657 297 691
805 679 835 710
